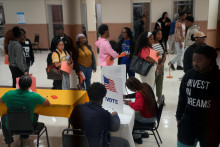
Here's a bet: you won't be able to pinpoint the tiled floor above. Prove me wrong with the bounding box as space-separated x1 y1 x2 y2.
0 50 219 147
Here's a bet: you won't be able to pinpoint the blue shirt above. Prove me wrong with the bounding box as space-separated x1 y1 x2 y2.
120 40 131 66
169 20 177 35
70 102 120 147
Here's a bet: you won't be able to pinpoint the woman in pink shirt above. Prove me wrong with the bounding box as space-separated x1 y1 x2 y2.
134 31 158 88
95 24 118 66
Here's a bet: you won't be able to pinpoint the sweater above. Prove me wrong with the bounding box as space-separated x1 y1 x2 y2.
95 37 118 66
8 40 27 73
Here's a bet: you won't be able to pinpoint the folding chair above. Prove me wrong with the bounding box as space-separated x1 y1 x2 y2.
32 34 40 52
133 95 165 147
7 107 49 147
62 128 89 147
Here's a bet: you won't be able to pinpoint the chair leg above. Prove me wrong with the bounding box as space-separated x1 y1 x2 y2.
151 130 160 147
44 127 50 147
156 129 162 143
37 133 40 147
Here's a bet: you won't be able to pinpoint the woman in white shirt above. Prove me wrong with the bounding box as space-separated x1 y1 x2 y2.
152 29 166 104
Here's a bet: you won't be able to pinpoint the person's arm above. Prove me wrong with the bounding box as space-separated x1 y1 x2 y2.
157 52 166 74
0 97 4 103
109 112 120 132
176 75 187 123
146 56 157 63
42 98 50 106
128 93 144 112
52 52 62 68
105 42 118 59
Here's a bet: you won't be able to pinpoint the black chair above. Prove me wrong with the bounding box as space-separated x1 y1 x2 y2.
32 34 40 52
7 107 49 147
133 95 165 147
62 128 89 147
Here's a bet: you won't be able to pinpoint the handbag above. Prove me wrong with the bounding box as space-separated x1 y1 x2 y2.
46 63 62 80
129 55 154 76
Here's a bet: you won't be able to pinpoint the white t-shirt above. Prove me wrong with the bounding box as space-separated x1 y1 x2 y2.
152 43 164 58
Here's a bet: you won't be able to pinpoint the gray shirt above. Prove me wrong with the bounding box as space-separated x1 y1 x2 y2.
8 40 27 73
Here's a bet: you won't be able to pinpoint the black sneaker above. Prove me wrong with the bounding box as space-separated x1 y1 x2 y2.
177 66 184 70
134 137 143 144
168 62 175 70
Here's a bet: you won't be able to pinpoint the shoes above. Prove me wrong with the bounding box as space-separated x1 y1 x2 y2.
134 137 143 144
168 62 175 70
141 132 149 138
177 66 183 70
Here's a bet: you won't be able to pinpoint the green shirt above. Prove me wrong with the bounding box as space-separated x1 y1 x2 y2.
2 89 45 128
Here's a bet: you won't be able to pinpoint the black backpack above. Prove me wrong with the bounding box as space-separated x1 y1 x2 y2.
46 50 67 66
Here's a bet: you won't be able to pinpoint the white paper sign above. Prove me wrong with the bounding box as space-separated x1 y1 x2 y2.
102 65 126 94
17 12 25 24
101 74 123 113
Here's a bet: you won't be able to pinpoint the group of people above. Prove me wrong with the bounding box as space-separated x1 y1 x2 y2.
1 10 219 147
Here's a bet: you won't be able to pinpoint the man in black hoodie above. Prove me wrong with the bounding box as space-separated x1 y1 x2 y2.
183 31 206 73
134 14 146 40
176 45 220 147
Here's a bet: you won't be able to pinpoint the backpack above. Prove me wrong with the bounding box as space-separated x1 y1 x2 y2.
46 50 67 66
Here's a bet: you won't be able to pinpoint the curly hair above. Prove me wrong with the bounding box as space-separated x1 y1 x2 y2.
87 82 107 102
134 31 152 55
98 24 108 36
4 29 14 54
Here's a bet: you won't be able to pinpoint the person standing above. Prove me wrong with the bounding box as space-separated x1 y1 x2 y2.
183 31 207 73
52 39 72 90
152 29 166 104
75 34 96 89
134 31 158 89
184 16 200 49
115 27 135 78
176 45 220 147
95 24 118 67
155 12 171 51
20 28 35 72
8 26 28 88
50 25 79 74
134 14 146 40
169 12 186 70
168 14 179 54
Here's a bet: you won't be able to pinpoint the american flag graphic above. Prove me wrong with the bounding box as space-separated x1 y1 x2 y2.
104 76 117 93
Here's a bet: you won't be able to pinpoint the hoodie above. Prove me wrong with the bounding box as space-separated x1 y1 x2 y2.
95 37 118 66
185 25 200 49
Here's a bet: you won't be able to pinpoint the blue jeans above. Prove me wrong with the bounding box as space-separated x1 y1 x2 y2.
79 64 92 89
120 63 135 78
171 42 184 66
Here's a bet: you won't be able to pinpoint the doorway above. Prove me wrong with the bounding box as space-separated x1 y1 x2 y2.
133 2 151 32
47 5 63 42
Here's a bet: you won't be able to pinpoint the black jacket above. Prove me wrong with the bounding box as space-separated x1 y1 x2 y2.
115 39 135 65
75 44 96 71
183 43 206 73
176 69 220 128
134 19 144 40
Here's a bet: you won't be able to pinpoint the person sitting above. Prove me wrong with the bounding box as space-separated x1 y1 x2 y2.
70 82 130 147
123 77 158 144
0 75 50 144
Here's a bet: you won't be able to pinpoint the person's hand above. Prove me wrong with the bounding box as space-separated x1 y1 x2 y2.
112 112 118 116
123 94 126 99
156 52 160 57
177 120 181 125
125 54 130 57
110 56 114 60
30 61 33 66
67 60 72 65
93 70 96 73
123 100 130 105
24 72 28 75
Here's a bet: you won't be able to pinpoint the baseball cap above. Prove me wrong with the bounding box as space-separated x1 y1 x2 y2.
194 31 207 38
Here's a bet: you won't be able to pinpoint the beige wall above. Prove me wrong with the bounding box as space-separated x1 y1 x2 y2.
101 0 131 23
194 0 209 21
2 0 47 24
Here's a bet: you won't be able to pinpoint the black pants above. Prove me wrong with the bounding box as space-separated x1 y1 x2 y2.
1 114 39 144
178 120 220 147
9 65 24 88
52 80 62 89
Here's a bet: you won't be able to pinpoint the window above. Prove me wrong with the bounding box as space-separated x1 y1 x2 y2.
173 0 194 17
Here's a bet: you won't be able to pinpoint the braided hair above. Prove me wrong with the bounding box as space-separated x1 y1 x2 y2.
19 75 32 91
125 77 155 113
